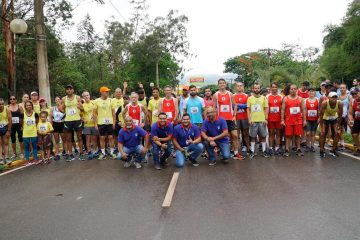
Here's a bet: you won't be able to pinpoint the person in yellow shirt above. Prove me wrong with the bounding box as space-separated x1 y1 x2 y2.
148 87 162 125
111 87 124 152
61 84 85 161
246 83 269 158
0 98 12 164
37 111 54 164
30 91 41 114
23 101 39 165
93 86 116 160
39 98 51 121
82 91 99 160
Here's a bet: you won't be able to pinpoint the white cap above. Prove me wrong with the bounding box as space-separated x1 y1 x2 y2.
329 92 338 98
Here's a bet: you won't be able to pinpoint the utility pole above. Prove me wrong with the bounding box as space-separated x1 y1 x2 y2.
34 0 50 103
2 0 14 95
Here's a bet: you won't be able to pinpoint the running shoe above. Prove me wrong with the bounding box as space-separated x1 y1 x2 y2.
124 161 132 168
274 149 281 155
262 151 269 158
86 152 93 160
20 153 24 159
241 146 247 152
154 164 161 170
54 155 60 161
111 153 117 160
65 155 72 162
189 158 199 167
320 150 325 158
134 162 142 169
70 154 75 161
310 146 316 152
79 154 85 161
283 150 290 157
74 149 79 155
234 153 245 160
292 147 297 152
208 161 216 166
353 150 360 156
98 153 106 160
329 150 339 157
296 149 304 156
249 151 255 159
61 150 66 156
304 146 311 152
4 158 11 164
0 159 4 165
268 148 274 156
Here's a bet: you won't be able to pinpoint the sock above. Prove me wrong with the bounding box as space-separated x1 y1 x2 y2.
234 150 238 155
262 142 266 152
110 148 114 154
250 142 255 152
275 146 279 151
101 149 105 155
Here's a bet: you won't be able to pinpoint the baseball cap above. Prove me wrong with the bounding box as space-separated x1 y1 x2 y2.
325 82 333 88
65 84 73 89
182 86 189 90
39 97 46 102
30 91 38 96
320 82 326 87
329 92 338 98
100 86 111 92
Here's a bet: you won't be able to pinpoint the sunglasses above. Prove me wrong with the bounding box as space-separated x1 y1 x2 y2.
10 98 16 100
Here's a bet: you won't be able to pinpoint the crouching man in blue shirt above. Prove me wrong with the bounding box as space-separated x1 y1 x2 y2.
201 107 230 166
173 114 204 167
117 116 149 169
151 112 173 170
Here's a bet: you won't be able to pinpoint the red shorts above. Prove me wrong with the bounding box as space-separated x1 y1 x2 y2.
268 121 282 129
285 124 303 137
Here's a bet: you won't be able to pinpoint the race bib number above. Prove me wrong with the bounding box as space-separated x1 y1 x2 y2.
40 125 47 132
191 107 199 114
133 119 139 126
220 105 230 112
103 118 111 124
0 124 5 128
67 108 77 116
308 110 317 117
290 107 300 115
26 119 35 126
251 104 261 113
12 117 20 124
270 107 279 113
55 113 63 119
165 112 172 119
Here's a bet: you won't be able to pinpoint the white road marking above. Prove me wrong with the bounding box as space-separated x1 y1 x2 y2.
76 196 83 200
162 172 180 208
0 165 29 177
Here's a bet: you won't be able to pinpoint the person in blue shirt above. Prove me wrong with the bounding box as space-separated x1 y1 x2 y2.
173 114 204 167
201 106 230 166
183 85 205 126
151 112 173 170
117 116 149 169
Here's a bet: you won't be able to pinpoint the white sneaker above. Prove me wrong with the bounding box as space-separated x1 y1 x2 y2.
134 162 142 169
241 146 247 152
124 161 132 168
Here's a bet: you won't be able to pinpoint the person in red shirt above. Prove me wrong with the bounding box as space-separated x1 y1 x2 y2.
297 80 310 99
281 84 306 157
213 79 242 160
348 88 360 156
122 92 148 127
233 82 250 153
159 86 179 125
304 87 319 152
267 82 283 155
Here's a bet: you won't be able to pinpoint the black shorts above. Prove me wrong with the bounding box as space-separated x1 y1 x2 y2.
0 125 8 137
352 120 360 134
226 120 238 132
324 119 337 126
11 124 23 143
305 120 318 132
64 120 82 132
98 124 113 136
53 122 64 133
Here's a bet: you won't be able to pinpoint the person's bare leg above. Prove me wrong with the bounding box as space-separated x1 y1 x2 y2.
231 130 239 153
3 135 10 159
66 132 72 154
75 130 84 154
352 133 360 151
275 129 281 149
53 133 60 155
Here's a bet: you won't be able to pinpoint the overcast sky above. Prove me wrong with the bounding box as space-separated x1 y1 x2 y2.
63 0 352 75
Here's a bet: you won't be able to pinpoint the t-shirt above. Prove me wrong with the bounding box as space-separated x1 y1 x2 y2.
247 95 268 122
23 112 39 138
37 121 54 134
201 117 229 143
111 98 124 114
118 126 147 148
148 98 162 124
173 124 201 148
94 98 113 125
150 122 173 139
184 96 205 124
82 102 95 127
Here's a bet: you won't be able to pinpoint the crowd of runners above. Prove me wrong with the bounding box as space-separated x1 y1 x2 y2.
0 78 360 169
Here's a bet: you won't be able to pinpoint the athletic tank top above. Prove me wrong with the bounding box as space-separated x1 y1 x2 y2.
162 98 176 123
352 100 360 120
297 89 309 98
234 93 248 120
216 91 233 120
23 112 37 138
64 95 81 121
305 98 319 121
52 106 65 123
0 107 9 127
128 104 142 126
285 96 302 125
204 97 214 108
323 101 339 120
95 98 113 125
33 102 40 114
267 94 282 122
10 105 22 125
339 94 349 118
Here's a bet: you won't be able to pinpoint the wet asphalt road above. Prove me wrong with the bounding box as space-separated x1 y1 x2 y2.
0 151 360 240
